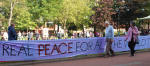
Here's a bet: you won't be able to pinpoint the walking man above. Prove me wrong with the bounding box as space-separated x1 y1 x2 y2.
104 21 115 57
35 30 40 40
8 24 17 40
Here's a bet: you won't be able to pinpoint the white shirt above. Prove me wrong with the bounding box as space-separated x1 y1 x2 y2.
105 25 114 39
3 32 8 40
42 28 49 37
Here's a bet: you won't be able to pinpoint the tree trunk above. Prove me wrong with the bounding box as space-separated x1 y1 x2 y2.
8 0 16 26
82 25 85 37
64 25 68 38
94 24 97 37
57 24 59 33
148 22 149 33
63 20 68 38
8 2 13 26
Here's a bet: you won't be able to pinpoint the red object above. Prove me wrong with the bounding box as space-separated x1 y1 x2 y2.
0 61 8 62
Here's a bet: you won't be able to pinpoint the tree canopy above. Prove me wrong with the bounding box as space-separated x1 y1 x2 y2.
0 0 150 32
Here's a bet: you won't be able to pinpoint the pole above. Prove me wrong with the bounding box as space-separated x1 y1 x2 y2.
117 10 120 36
148 21 149 33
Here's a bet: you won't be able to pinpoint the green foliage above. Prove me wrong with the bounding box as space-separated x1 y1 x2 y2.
1 0 148 33
0 13 4 18
27 0 63 24
14 7 36 30
0 0 37 30
0 13 7 30
57 0 94 27
1 0 94 32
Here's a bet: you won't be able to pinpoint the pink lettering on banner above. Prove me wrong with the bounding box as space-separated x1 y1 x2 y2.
38 44 45 56
50 44 61 55
68 42 73 53
38 42 73 56
59 43 67 54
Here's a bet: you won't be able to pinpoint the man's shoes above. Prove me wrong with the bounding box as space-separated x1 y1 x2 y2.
104 54 110 58
111 54 115 57
129 54 134 57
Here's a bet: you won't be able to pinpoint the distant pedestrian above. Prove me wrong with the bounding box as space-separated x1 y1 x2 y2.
57 31 61 39
90 31 93 37
42 27 49 40
95 32 100 37
3 30 8 40
86 32 90 38
73 32 77 38
104 21 115 57
125 21 139 56
1 31 4 40
35 30 40 40
28 31 33 40
8 24 17 40
18 31 22 40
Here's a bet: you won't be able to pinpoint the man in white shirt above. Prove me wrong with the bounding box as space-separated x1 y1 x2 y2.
18 31 22 40
42 28 49 40
105 21 115 57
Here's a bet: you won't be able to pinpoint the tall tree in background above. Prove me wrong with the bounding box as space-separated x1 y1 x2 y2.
27 0 62 27
112 0 150 28
0 0 9 29
91 0 116 36
14 2 37 31
56 0 93 38
0 0 36 30
8 0 24 26
1 0 149 34
8 0 16 26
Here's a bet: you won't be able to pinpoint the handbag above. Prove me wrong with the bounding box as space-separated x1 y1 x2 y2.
136 36 139 44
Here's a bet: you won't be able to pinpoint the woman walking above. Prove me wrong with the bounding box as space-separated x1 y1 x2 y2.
125 21 139 56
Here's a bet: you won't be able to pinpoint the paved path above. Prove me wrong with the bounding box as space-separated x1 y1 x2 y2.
26 52 150 66
1 52 150 66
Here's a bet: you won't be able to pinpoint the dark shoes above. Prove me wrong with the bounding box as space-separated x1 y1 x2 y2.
111 54 115 57
104 55 110 58
104 54 115 58
130 50 135 57
129 54 135 57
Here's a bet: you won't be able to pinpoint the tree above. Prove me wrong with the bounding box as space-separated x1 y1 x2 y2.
6 0 25 26
8 0 16 26
27 0 63 27
112 0 150 28
91 0 116 36
0 0 37 30
0 0 11 29
14 6 37 31
0 13 7 30
56 0 94 38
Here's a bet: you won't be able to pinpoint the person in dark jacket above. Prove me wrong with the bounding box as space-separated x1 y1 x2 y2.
8 24 17 40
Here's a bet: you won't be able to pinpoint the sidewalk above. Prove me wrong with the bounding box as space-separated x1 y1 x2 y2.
1 51 150 66
28 52 150 66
